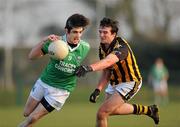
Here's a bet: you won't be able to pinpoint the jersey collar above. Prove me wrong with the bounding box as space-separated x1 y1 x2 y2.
62 34 80 52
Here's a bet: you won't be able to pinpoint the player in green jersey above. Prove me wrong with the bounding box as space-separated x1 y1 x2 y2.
148 57 169 105
19 13 90 127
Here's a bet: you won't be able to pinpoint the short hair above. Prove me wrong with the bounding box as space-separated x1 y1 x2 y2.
100 17 119 34
65 13 90 32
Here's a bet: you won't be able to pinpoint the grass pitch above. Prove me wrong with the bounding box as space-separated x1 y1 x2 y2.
0 85 179 127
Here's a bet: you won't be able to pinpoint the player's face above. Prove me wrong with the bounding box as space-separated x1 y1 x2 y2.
98 26 116 44
66 27 84 44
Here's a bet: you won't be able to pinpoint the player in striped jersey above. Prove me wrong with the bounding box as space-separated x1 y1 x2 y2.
75 17 159 127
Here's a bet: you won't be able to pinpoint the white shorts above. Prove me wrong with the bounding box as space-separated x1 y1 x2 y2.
105 81 142 101
152 80 168 92
30 79 70 110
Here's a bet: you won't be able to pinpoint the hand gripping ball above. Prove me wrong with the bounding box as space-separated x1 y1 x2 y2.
48 40 69 60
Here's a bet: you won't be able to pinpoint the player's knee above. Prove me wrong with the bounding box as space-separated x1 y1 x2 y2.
96 109 108 120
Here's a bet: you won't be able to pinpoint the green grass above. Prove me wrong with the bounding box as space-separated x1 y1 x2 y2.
0 85 180 127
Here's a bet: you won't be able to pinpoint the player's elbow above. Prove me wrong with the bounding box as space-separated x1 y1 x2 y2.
28 52 43 60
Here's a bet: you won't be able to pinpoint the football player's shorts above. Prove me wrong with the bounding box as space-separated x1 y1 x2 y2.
30 79 70 110
105 81 142 101
152 80 168 92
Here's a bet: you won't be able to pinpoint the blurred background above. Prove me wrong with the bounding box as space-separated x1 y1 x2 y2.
0 0 180 127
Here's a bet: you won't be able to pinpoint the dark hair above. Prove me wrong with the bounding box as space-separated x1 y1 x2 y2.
65 13 90 32
100 17 119 34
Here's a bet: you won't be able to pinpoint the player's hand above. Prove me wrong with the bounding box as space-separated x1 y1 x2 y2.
48 34 60 41
43 34 60 43
89 89 100 103
75 65 93 77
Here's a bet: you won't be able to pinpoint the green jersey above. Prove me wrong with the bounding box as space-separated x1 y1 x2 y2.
40 35 90 92
150 65 168 82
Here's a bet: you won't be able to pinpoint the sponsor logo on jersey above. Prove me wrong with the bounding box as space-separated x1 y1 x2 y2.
55 61 76 73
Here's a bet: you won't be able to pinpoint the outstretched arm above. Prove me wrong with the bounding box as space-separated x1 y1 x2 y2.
28 34 60 60
75 54 118 77
90 54 119 71
75 43 128 77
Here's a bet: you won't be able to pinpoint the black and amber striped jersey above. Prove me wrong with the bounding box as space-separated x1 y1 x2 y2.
99 36 142 86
